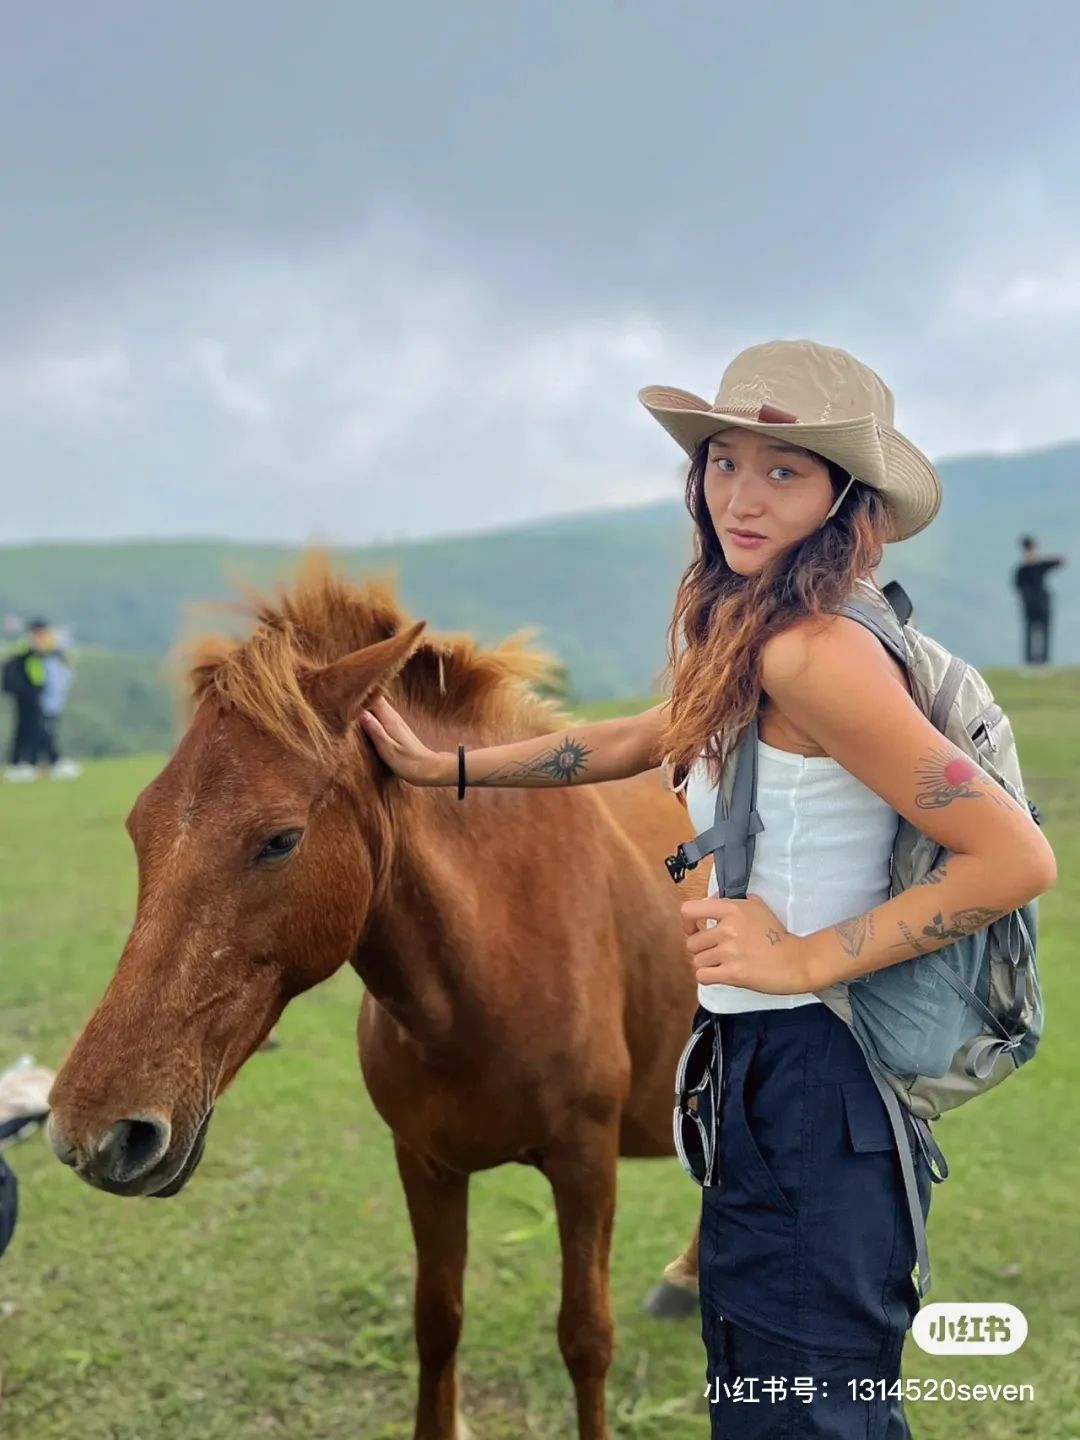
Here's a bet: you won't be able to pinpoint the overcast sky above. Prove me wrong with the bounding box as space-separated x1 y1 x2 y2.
2 0 1079 546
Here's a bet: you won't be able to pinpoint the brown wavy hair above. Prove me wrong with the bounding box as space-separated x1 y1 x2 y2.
658 438 893 790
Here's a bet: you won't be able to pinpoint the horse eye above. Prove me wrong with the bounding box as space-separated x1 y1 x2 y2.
256 830 303 863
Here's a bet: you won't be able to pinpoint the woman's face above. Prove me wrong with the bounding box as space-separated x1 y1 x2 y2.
703 427 838 575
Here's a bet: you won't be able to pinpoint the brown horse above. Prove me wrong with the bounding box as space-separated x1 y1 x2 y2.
46 553 704 1440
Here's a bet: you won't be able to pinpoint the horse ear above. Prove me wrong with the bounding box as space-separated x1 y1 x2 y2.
304 619 427 731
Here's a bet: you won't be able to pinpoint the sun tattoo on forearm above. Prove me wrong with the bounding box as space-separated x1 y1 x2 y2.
473 735 593 786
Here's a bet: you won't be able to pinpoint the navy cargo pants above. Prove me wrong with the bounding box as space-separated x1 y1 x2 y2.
695 1002 933 1438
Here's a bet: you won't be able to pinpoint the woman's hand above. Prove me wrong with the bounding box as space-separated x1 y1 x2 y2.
358 695 451 786
680 895 818 994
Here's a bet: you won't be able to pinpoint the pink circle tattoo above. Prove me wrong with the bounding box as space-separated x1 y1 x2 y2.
944 757 977 786
916 748 982 810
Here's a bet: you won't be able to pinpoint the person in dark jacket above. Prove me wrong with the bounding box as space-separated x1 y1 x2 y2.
2 618 50 782
1013 537 1067 666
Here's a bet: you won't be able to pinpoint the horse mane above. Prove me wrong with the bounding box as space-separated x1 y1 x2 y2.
173 549 570 767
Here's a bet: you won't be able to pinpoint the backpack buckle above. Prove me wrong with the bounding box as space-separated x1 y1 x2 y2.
664 845 697 884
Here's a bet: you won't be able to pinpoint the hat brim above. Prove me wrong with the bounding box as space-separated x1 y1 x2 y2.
638 385 941 542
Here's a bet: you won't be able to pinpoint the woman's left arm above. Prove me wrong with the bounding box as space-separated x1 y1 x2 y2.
683 616 1058 993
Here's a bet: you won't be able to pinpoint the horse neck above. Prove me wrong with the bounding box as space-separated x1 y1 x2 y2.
351 715 525 1042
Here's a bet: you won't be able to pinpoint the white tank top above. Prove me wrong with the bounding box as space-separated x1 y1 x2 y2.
684 737 899 1013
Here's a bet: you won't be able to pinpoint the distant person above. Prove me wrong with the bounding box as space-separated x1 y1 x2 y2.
2 618 49 783
35 629 81 779
1013 536 1067 667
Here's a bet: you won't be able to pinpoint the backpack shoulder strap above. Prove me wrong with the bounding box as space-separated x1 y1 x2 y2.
834 584 908 667
669 717 764 897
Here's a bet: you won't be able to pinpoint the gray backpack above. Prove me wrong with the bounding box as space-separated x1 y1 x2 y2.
665 577 1045 1296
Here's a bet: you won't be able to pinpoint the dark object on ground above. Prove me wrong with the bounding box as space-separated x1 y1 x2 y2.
0 1155 17 1260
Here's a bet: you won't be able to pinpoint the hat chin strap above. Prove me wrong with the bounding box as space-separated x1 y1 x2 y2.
819 474 856 526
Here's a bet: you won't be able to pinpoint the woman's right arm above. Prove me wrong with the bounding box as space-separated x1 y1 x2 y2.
358 695 670 788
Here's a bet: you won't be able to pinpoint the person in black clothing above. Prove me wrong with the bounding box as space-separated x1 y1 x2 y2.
2 618 49 778
1013 537 1067 666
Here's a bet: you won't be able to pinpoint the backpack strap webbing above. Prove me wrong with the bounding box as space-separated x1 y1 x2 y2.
861 1055 948 1298
676 716 764 900
835 593 908 666
929 655 968 732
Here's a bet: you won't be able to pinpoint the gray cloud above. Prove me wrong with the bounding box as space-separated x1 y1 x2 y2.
2 0 1079 543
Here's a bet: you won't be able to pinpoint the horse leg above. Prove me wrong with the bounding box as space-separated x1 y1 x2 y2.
642 1220 701 1318
394 1138 471 1440
545 1129 618 1440
664 1221 699 1287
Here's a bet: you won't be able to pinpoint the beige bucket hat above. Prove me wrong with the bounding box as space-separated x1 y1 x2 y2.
639 339 941 541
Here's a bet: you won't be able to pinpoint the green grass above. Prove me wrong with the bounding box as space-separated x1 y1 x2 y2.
1 671 1078 1437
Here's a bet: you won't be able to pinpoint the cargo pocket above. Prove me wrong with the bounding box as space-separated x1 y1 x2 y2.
795 1078 913 1357
841 1079 895 1153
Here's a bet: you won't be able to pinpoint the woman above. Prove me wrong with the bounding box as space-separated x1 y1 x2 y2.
359 339 1057 1437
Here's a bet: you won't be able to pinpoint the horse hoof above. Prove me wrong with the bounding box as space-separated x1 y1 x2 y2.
641 1279 700 1319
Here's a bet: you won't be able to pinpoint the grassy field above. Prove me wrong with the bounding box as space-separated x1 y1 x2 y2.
1 671 1078 1438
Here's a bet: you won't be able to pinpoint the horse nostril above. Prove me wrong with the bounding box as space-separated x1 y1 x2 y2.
95 1116 171 1184
45 1115 79 1168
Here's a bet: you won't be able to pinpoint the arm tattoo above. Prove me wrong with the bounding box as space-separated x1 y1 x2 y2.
890 906 1007 955
914 749 1014 814
951 906 1008 928
835 913 875 957
472 735 592 787
914 748 982 810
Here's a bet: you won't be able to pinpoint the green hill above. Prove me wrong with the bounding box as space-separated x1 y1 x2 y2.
1 441 1076 758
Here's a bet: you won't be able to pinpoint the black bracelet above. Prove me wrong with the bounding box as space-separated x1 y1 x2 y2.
457 744 466 800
